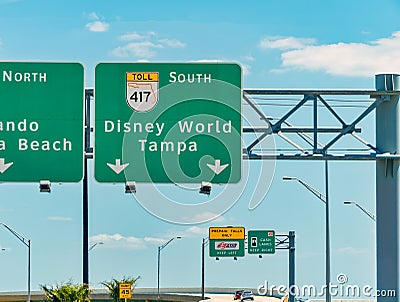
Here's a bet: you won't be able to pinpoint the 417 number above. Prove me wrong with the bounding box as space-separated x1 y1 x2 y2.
130 91 151 102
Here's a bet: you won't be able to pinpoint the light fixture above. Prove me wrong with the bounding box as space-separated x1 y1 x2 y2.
199 182 211 195
125 181 136 193
88 242 104 252
344 201 375 221
39 180 51 193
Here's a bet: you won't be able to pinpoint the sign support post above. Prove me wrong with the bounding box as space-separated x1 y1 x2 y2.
82 89 93 285
288 231 295 302
275 232 295 302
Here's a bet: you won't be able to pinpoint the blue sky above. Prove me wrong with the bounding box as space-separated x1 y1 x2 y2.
0 0 398 298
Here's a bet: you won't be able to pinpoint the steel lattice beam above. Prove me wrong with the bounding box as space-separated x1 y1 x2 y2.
242 89 400 160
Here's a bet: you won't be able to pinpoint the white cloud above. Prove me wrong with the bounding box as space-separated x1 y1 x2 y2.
90 233 184 250
185 226 208 236
259 36 316 50
48 216 72 221
85 12 109 32
90 223 233 250
268 31 400 77
112 41 163 58
155 226 210 241
192 59 223 63
112 31 185 59
241 63 250 76
119 32 145 41
88 12 99 20
90 225 216 251
85 21 109 32
90 233 148 250
143 237 165 245
160 38 186 48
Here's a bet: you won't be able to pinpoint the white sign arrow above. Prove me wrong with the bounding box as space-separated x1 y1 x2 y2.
207 159 229 175
0 158 13 174
107 159 129 174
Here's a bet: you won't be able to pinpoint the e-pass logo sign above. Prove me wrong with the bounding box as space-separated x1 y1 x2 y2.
215 241 239 250
126 72 159 112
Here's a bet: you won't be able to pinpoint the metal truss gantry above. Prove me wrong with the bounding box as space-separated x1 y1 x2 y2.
242 89 400 160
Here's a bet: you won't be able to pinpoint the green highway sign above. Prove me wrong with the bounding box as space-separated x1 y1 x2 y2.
248 230 275 254
0 62 84 182
95 63 242 183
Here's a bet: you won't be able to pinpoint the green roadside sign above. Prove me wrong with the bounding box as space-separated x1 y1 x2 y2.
248 230 275 254
0 62 84 182
209 240 245 257
94 63 242 183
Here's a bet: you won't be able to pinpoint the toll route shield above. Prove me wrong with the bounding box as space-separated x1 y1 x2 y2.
126 72 159 112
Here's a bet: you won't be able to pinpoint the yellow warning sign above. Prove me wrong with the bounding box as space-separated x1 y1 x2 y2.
209 227 245 240
119 283 132 299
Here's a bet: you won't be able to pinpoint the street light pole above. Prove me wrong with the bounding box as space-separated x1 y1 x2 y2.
283 161 331 302
201 238 209 300
1 223 31 302
324 160 331 302
157 236 181 298
344 201 376 221
157 245 161 298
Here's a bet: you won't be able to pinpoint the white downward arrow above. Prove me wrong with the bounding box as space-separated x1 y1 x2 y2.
207 159 229 175
0 158 13 174
107 159 129 174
